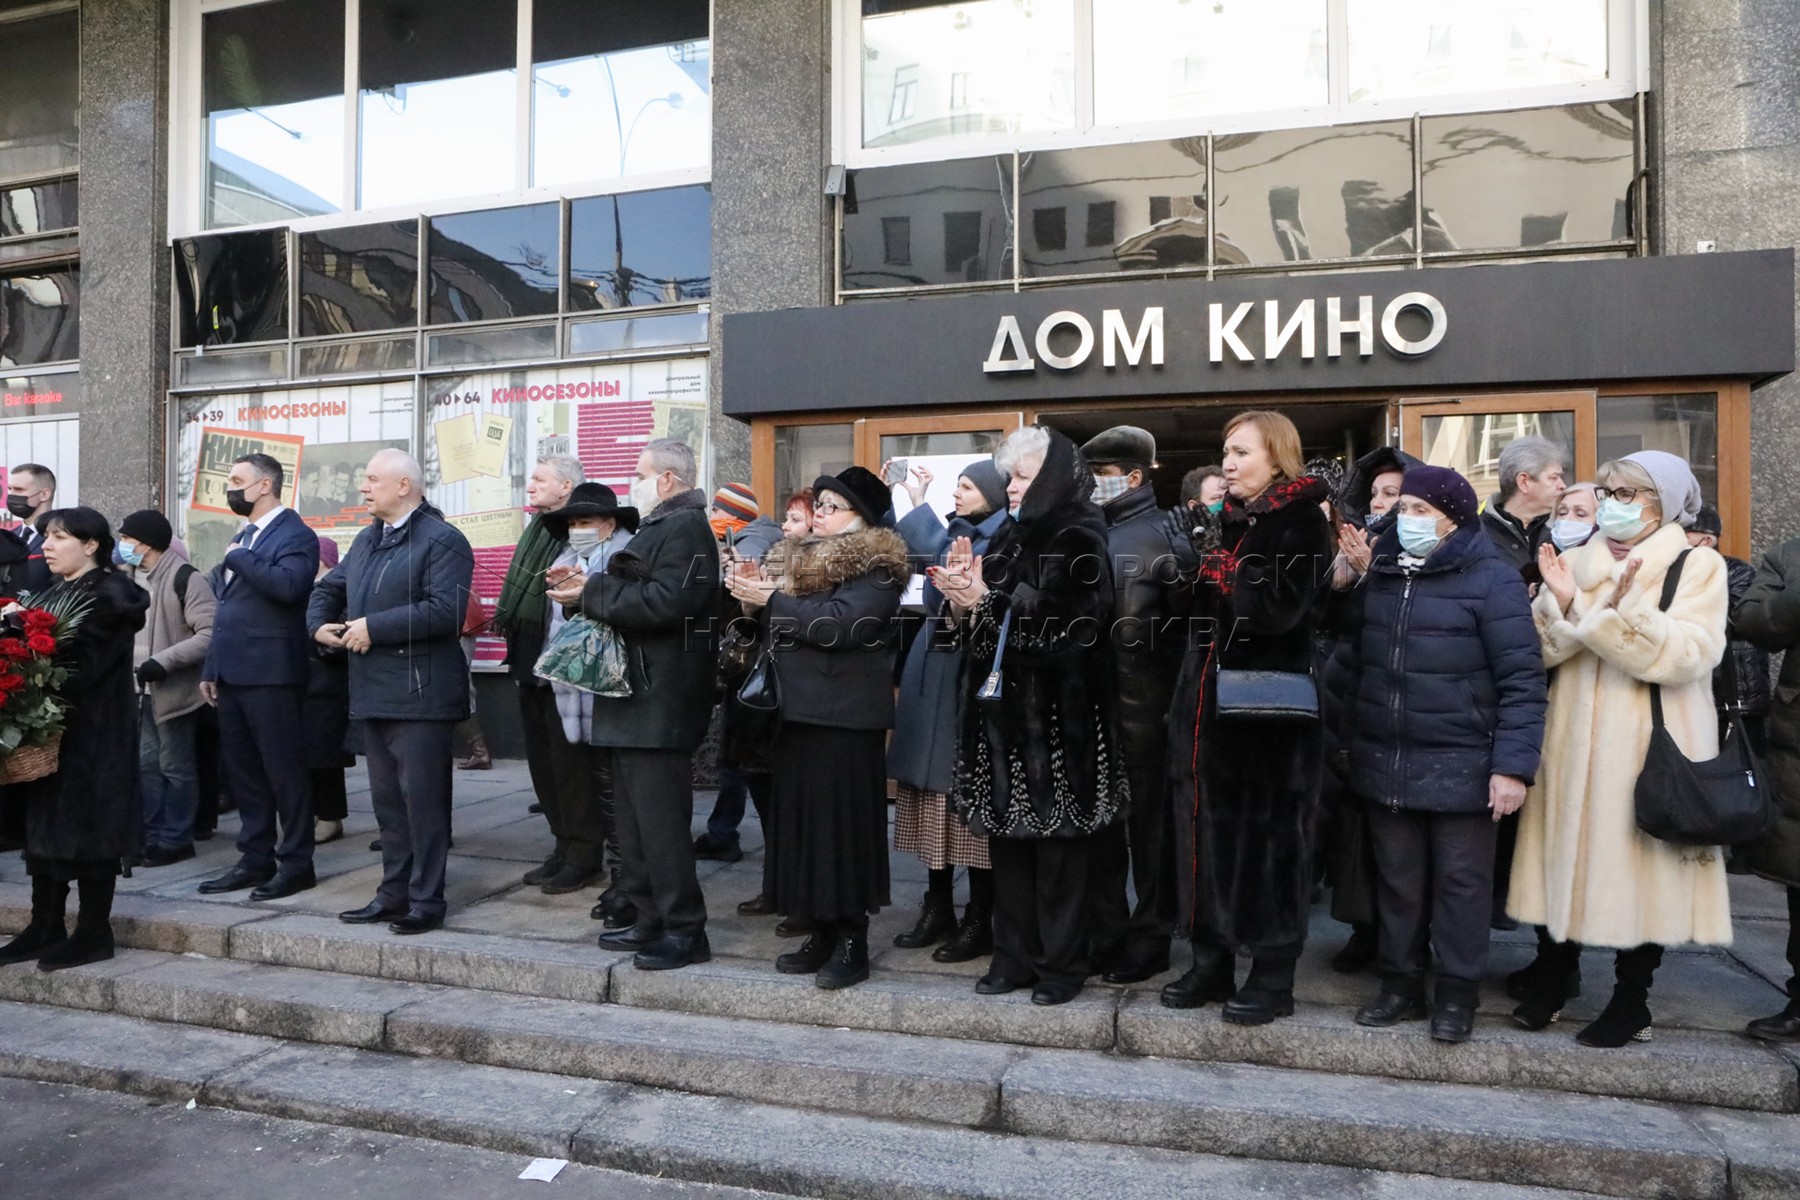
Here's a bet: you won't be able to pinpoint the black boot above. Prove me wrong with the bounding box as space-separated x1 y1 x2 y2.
590 865 637 929
0 876 69 966
776 926 835 975
1223 955 1297 1025
933 869 995 963
893 870 956 949
38 876 115 973
1576 944 1661 1047
1159 939 1236 1009
1330 924 1378 974
1506 925 1583 1001
1511 938 1581 1030
817 919 871 990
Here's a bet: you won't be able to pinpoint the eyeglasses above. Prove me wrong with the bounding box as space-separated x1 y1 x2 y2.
1595 486 1650 504
813 500 845 516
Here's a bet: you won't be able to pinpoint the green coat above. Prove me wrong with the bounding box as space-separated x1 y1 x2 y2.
1732 535 1800 888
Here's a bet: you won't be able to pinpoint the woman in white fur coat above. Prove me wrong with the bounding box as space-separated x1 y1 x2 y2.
1508 450 1729 1048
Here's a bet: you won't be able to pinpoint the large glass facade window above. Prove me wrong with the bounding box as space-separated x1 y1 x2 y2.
299 220 419 336
843 156 1013 289
359 0 518 209
174 230 288 347
203 0 346 228
1347 0 1609 105
568 185 712 311
0 267 79 367
427 204 560 325
531 0 711 187
0 11 79 183
1094 0 1327 126
1213 122 1414 264
1019 141 1208 278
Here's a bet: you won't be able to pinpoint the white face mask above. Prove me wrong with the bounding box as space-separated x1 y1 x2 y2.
1596 496 1648 542
1550 518 1595 552
630 475 662 515
567 527 603 555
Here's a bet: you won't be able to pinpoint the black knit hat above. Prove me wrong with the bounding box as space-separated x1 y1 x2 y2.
1399 464 1479 527
959 459 1009 515
1691 504 1723 538
119 509 173 552
812 466 892 525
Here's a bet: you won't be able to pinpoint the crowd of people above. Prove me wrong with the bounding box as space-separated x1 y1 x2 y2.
2 414 1799 1051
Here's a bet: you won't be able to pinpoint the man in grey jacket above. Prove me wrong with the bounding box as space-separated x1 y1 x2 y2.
120 510 216 867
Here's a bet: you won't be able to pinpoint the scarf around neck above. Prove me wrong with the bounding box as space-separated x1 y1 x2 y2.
493 513 562 637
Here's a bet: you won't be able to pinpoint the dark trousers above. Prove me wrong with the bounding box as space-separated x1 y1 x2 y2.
990 835 1091 989
1088 761 1176 963
612 747 706 937
1787 887 1800 1004
1368 802 1499 1007
194 701 223 829
706 763 766 846
216 683 312 873
365 719 455 920
518 683 606 869
1492 809 1520 923
310 767 348 823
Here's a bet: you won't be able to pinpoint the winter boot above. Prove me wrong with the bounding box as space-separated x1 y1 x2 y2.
1223 954 1297 1025
817 919 871 990
1506 925 1583 1000
38 876 115 972
1159 939 1237 1009
893 870 957 949
1331 923 1378 974
0 876 69 966
776 926 835 975
1577 943 1662 1047
1511 938 1582 1030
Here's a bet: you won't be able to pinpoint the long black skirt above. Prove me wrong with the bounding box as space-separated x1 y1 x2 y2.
772 723 891 923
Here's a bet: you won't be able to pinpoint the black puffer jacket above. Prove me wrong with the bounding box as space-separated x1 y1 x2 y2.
1735 537 1800 887
1718 554 1772 718
1347 521 1546 812
1097 482 1188 766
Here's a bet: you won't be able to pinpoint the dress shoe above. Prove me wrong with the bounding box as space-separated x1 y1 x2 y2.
596 924 660 952
774 917 813 938
528 802 544 814
388 912 443 936
522 856 564 887
776 931 835 975
1031 980 1081 1006
975 973 1029 996
141 843 196 868
1355 991 1428 1028
1745 1006 1800 1043
594 898 638 930
892 893 957 949
539 862 603 895
737 893 777 916
250 868 317 901
339 901 407 925
198 864 276 895
1430 1001 1476 1043
193 826 215 842
692 833 743 863
1159 960 1235 1010
314 819 344 845
635 930 711 970
1330 927 1378 974
1102 947 1171 985
37 925 113 972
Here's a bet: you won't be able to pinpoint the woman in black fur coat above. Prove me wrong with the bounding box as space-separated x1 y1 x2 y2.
1163 411 1334 1024
938 426 1125 1007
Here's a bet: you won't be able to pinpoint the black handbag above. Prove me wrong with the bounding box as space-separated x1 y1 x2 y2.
975 609 1012 710
1633 550 1772 846
1215 669 1320 720
730 646 782 743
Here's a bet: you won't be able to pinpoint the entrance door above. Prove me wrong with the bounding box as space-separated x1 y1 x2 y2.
1400 390 1596 499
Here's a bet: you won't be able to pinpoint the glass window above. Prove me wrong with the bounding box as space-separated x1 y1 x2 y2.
1019 140 1207 278
843 157 1013 289
567 310 708 356
1418 409 1576 501
299 220 419 336
568 185 713 311
297 334 417 378
1598 394 1719 507
359 0 518 209
1094 0 1327 126
1212 122 1413 265
774 423 853 506
174 230 289 348
203 0 346 228
1 177 77 238
0 11 78 183
0 267 78 367
861 0 1076 149
427 203 560 325
0 409 79 503
1347 0 1610 105
0 369 80 420
175 346 289 388
531 0 711 187
1420 103 1634 253
427 322 558 366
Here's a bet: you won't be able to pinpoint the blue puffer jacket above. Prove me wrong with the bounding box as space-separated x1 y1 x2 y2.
1347 520 1546 813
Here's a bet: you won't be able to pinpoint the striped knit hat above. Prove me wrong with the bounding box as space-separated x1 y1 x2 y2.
710 482 759 535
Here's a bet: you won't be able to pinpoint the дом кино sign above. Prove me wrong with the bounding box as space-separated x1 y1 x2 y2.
982 293 1447 375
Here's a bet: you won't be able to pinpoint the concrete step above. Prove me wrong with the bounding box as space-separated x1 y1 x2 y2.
4 948 1799 1196
0 999 1620 1200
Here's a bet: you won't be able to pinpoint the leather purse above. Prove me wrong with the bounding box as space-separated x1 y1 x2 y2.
1215 668 1320 720
975 609 1013 709
729 646 782 742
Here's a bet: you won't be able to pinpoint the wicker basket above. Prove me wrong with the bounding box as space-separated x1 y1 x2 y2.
0 734 61 785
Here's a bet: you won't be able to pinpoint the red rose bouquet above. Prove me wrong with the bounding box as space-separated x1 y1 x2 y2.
0 592 90 782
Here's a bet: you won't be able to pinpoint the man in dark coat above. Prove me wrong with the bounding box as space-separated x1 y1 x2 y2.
576 438 720 971
1080 425 1188 983
197 452 321 901
6 462 56 597
309 449 473 935
1478 434 1566 574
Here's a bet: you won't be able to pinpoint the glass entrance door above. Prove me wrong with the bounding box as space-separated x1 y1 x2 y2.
1400 390 1597 499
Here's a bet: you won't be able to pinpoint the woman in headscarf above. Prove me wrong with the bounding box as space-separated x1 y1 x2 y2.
1510 450 1730 1047
887 458 1011 961
935 426 1123 1007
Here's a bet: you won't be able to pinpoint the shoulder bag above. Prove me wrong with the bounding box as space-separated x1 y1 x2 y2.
975 608 1013 710
729 642 782 744
1215 668 1320 720
1634 549 1772 846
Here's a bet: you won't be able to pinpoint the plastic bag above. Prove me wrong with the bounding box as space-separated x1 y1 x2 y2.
533 615 631 698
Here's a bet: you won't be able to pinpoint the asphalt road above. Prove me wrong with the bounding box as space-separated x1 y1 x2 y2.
0 1077 783 1200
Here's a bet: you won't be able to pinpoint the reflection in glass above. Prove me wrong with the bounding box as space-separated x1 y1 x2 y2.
298 335 417 378
879 430 1003 459
568 186 712 311
1421 103 1633 253
1020 140 1208 277
175 346 289 387
861 0 1075 149
1095 0 1327 125
0 12 78 183
174 230 288 347
775 423 854 508
1598 394 1719 507
532 0 711 187
1418 410 1575 502
1 177 77 238
567 311 708 356
204 0 345 227
360 0 517 209
844 157 1013 289
300 221 419 336
1348 0 1609 104
427 204 560 325
427 323 558 366
0 268 78 367
1212 122 1414 264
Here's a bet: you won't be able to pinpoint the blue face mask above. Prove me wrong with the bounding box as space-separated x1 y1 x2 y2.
118 539 145 568
1550 518 1595 552
1396 513 1443 557
1596 496 1649 542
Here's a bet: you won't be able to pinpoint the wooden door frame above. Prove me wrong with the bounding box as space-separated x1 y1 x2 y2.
853 410 1025 469
1398 389 1600 485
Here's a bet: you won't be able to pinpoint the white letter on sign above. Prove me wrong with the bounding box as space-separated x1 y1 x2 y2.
1263 299 1316 361
1035 311 1096 371
1103 307 1164 368
1326 296 1375 358
1209 302 1255 363
1380 292 1447 356
982 314 1036 374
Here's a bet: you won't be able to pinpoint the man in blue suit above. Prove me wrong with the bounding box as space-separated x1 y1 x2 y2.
7 463 56 597
197 452 322 900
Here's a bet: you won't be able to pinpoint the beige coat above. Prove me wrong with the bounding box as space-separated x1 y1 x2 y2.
1507 522 1732 948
